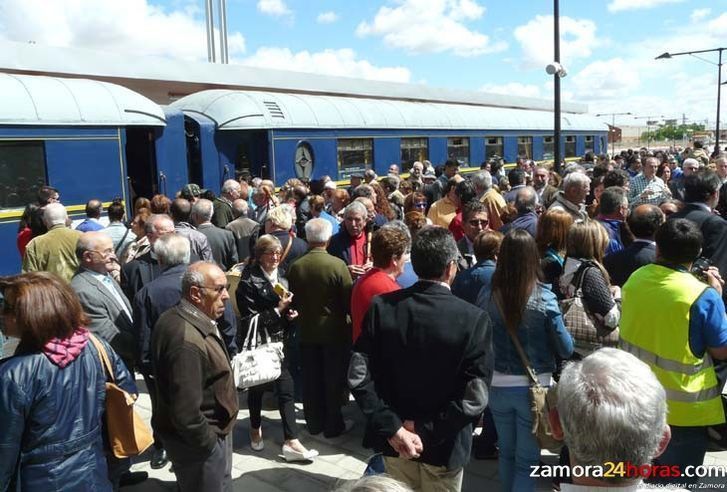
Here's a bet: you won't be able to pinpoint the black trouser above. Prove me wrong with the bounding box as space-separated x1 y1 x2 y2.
300 343 349 437
172 434 233 492
248 363 298 440
141 372 164 450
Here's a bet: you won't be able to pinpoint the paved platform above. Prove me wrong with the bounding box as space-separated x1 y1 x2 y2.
125 376 727 491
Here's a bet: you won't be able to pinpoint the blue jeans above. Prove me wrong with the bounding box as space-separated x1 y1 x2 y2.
489 386 541 492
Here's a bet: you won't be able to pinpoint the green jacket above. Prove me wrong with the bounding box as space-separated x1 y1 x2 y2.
287 248 353 345
22 224 81 283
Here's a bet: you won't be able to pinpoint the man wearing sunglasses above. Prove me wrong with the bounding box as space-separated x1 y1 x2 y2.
457 201 490 271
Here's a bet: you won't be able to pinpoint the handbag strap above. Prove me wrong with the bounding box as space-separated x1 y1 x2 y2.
279 232 295 265
114 228 130 255
242 314 259 351
88 333 115 383
493 293 539 386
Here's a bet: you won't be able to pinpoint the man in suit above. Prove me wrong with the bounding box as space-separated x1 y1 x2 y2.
22 202 82 282
670 170 727 286
70 231 148 487
121 214 174 300
500 186 538 237
327 201 372 279
151 262 239 492
192 199 238 270
225 198 259 263
71 231 135 370
349 226 493 491
288 218 354 438
170 198 213 262
605 204 663 287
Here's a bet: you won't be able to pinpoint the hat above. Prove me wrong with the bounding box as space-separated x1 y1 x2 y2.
324 181 337 190
423 170 436 180
181 183 201 200
350 172 364 179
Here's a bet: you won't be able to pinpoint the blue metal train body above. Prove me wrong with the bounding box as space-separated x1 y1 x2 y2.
0 74 607 275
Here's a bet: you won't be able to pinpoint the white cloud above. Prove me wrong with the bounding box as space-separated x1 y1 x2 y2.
0 0 245 60
690 8 711 23
256 0 292 17
569 58 640 100
513 15 598 70
356 0 506 57
607 0 683 13
316 11 339 24
240 47 411 83
480 82 541 99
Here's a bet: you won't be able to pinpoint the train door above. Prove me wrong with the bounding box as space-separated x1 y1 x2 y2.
234 131 270 180
125 127 158 202
184 118 204 186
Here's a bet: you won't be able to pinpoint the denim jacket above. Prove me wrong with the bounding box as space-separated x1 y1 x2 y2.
476 282 573 375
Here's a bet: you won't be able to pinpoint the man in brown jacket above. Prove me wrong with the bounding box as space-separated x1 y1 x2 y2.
151 261 239 492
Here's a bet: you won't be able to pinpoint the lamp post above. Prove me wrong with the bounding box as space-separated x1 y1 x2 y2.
656 48 725 156
552 0 563 173
595 112 632 156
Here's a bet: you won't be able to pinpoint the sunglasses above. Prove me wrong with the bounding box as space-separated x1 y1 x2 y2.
468 219 489 227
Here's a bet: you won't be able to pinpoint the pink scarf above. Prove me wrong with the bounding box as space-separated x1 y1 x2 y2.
42 327 90 368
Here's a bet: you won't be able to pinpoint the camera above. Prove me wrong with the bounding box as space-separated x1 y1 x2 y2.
691 257 712 282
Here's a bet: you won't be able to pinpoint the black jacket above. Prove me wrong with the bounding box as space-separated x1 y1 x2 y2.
121 251 161 301
349 281 493 470
327 227 370 266
235 264 290 348
604 240 656 287
670 203 727 279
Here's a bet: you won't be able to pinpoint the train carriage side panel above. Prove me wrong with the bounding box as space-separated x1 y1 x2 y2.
533 136 545 161
154 108 187 197
428 137 447 165
470 137 485 167
373 137 399 176
503 135 518 163
576 135 586 157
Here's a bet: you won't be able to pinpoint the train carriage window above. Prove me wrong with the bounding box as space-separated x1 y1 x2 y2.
447 137 469 165
0 142 46 210
400 138 428 172
485 137 503 160
517 137 533 159
585 135 595 153
337 138 373 180
543 136 555 160
565 136 577 158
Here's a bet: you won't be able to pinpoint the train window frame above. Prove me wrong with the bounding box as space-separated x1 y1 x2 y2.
447 137 469 165
294 141 315 179
337 138 373 180
542 136 555 160
584 135 595 153
0 141 48 211
517 136 533 159
485 136 503 160
565 135 577 158
400 137 428 172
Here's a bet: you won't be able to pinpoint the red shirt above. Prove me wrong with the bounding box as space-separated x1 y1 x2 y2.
351 268 400 342
17 227 32 258
448 210 465 241
349 232 367 266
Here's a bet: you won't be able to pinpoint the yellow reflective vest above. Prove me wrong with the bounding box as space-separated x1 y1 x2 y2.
620 264 725 427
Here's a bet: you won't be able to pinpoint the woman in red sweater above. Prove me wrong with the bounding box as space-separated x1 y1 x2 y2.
351 225 410 342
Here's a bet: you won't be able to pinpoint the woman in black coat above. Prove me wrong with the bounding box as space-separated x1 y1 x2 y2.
236 234 318 462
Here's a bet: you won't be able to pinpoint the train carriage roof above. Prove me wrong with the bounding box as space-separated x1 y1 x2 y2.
172 90 607 132
0 73 166 127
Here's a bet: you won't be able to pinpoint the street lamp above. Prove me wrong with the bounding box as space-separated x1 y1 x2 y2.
552 0 562 173
656 47 725 156
595 112 632 156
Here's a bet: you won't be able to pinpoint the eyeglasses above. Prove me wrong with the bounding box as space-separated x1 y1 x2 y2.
262 250 282 257
468 219 489 227
200 284 228 295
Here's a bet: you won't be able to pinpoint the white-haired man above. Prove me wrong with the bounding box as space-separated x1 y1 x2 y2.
212 179 242 228
288 218 354 438
225 198 259 262
22 202 82 282
192 199 238 270
549 348 671 490
548 172 590 222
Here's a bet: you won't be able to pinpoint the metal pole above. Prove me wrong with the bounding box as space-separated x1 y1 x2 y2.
218 0 228 64
554 0 561 174
716 48 722 155
611 114 615 157
205 0 216 63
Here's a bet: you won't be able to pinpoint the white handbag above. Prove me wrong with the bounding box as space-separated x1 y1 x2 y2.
232 313 284 389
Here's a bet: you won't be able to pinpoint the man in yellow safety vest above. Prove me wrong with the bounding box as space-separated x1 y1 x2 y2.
621 218 727 488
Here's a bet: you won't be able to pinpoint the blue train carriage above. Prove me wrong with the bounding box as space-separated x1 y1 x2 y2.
0 73 181 275
171 89 609 184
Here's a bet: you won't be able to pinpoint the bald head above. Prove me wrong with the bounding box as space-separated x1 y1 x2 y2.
232 199 249 218
514 186 537 214
85 199 102 219
170 198 192 223
77 232 115 274
628 204 664 240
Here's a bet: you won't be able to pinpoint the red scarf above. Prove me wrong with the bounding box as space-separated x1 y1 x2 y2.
42 327 89 368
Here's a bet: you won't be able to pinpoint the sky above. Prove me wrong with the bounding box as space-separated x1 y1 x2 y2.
0 0 725 128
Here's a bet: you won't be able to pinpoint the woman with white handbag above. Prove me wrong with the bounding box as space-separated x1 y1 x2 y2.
235 234 318 462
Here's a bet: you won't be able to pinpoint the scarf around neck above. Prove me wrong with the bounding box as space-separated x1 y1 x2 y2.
42 327 89 368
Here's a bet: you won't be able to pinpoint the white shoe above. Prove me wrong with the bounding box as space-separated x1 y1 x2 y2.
282 444 319 462
250 429 264 451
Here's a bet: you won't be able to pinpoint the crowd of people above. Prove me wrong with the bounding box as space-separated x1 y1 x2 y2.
2 143 727 491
